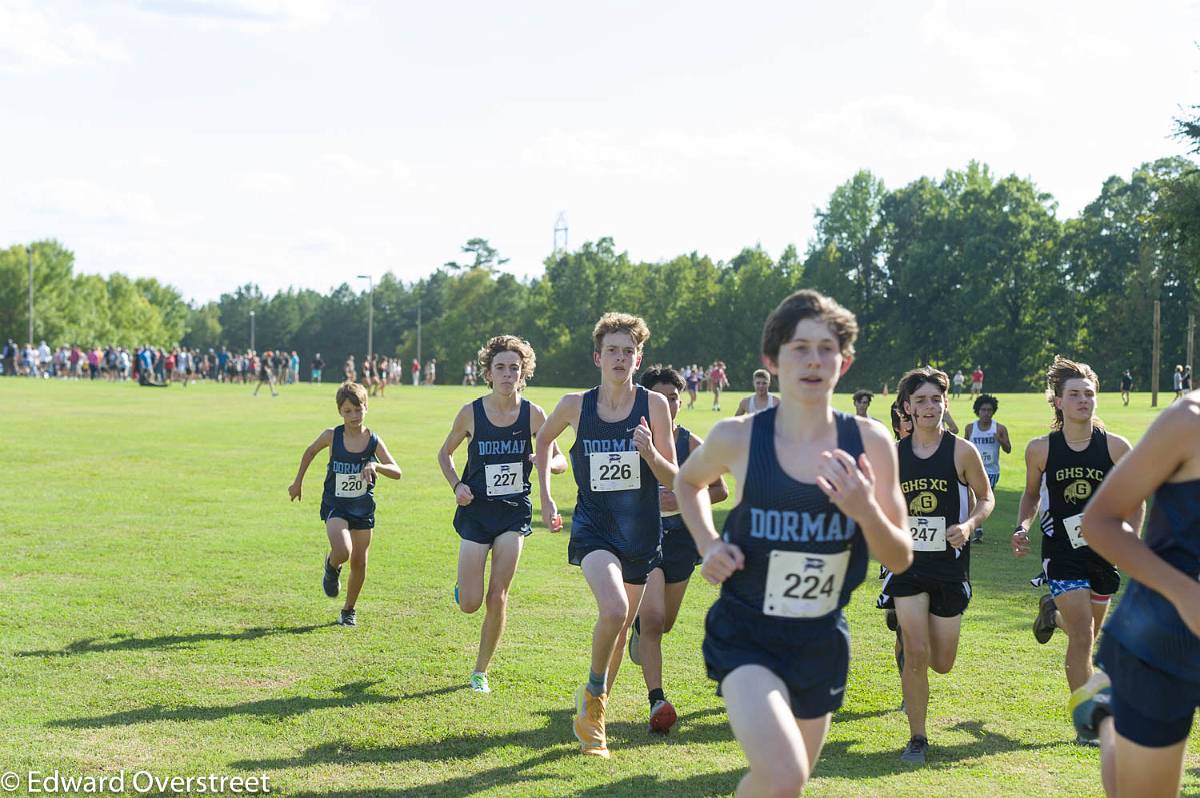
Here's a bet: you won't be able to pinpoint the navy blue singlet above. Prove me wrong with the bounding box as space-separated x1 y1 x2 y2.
453 398 533 536
661 426 693 533
1103 478 1200 680
718 408 867 632
569 386 662 559
320 425 378 520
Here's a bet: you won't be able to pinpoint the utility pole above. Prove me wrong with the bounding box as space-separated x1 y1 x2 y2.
1188 312 1195 384
416 296 422 371
357 275 374 361
27 245 33 345
250 310 256 353
1152 300 1161 407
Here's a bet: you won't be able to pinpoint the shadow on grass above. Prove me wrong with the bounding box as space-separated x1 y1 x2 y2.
817 719 1069 779
231 706 732 798
16 623 332 658
49 680 403 728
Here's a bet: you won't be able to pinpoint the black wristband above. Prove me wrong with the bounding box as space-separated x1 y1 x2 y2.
1014 524 1027 535
453 480 462 492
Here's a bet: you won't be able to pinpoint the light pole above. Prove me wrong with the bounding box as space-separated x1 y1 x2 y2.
27 244 33 345
357 274 374 362
249 310 256 353
416 295 422 373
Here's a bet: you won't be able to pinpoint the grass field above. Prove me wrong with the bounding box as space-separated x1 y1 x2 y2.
1 379 1197 798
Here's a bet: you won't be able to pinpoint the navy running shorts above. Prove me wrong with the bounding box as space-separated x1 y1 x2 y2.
1098 634 1199 747
657 520 701 584
703 597 850 719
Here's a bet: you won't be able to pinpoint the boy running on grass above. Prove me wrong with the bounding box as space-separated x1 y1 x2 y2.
1012 357 1142 742
677 289 912 796
536 312 678 758
437 335 567 693
627 365 728 734
288 381 402 627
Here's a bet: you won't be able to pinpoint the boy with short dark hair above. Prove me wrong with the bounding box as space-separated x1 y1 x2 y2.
289 381 402 626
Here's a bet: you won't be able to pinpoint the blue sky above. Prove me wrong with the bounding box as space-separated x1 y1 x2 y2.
2 0 1197 302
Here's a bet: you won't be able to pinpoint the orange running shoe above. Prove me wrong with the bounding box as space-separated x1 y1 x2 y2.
573 684 609 757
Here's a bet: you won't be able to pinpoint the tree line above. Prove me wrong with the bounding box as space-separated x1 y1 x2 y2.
3 155 1198 393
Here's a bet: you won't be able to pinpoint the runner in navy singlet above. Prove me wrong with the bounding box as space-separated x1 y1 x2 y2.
535 313 679 759
288 382 402 627
676 290 912 797
1075 390 1200 797
626 365 728 735
437 335 567 693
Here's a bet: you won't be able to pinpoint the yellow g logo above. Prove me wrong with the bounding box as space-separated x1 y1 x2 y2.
908 491 938 515
1064 479 1092 505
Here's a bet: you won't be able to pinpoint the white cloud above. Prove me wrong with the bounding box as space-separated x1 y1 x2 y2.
21 178 182 227
0 2 129 73
129 0 337 31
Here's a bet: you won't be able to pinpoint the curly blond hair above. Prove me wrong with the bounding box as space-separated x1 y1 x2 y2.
477 335 536 389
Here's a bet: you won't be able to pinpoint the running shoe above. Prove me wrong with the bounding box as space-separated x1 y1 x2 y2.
628 616 642 666
573 685 609 758
323 556 342 598
1034 593 1057 644
649 698 677 735
1069 670 1112 743
900 735 928 764
453 583 460 607
470 672 491 693
337 608 356 627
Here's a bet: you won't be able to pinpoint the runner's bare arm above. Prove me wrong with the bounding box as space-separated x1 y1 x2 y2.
637 391 678 485
438 403 473 487
535 393 583 528
824 420 911 574
369 436 402 480
289 428 334 500
530 403 568 474
954 438 995 546
1013 437 1048 556
688 432 729 503
997 422 1012 453
1085 402 1200 636
676 419 747 584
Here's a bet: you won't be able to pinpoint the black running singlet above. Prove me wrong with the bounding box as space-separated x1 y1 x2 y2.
897 431 969 582
1040 428 1112 558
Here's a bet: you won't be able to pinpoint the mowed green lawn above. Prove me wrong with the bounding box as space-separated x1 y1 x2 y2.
0 379 1196 798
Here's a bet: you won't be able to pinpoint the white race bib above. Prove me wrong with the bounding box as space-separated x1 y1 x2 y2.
589 450 641 492
335 471 367 499
485 462 522 497
1064 513 1087 549
763 549 850 619
980 448 996 469
908 516 947 552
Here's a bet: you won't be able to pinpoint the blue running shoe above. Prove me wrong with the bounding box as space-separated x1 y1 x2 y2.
1069 670 1111 743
